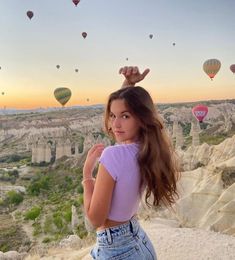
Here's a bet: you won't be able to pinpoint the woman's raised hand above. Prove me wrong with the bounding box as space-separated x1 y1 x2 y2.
119 66 150 88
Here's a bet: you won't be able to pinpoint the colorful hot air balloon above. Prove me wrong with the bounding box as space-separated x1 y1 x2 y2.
192 104 208 123
149 34 153 39
203 59 221 80
230 64 235 74
75 69 78 73
54 87 72 107
56 65 60 69
72 0 80 6
82 32 87 39
26 10 34 20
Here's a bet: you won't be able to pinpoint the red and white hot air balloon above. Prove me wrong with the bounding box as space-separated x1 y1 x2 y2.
230 64 235 74
192 104 208 123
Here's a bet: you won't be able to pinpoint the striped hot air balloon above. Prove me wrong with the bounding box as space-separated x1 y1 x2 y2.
54 87 72 107
203 59 221 80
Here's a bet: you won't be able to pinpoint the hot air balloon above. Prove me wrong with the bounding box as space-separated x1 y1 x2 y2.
75 69 78 73
230 64 235 74
192 104 208 123
172 42 176 46
82 32 87 39
1 92 4 95
54 87 72 107
203 59 221 80
149 34 153 39
72 0 80 6
56 65 60 69
26 11 34 20
86 98 90 102
126 58 128 61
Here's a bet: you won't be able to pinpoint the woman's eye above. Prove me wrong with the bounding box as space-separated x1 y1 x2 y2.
110 114 115 119
122 115 129 119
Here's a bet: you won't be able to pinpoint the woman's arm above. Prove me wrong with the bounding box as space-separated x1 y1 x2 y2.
84 164 115 228
119 66 150 88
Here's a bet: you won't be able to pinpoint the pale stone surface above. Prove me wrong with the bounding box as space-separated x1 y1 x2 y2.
180 135 235 171
59 235 82 249
24 218 235 260
71 205 79 234
0 250 27 260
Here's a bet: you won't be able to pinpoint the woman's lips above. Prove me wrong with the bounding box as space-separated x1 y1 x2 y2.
114 131 124 135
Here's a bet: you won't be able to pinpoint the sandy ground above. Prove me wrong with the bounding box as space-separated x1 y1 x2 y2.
139 218 235 260
25 217 235 260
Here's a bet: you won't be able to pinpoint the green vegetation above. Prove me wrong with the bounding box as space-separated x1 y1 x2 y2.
184 136 192 148
221 166 235 188
27 175 51 196
78 136 85 153
5 190 24 206
42 237 52 243
20 165 87 244
0 215 29 253
0 169 20 184
199 133 228 145
75 223 88 239
24 206 41 221
179 122 191 136
0 154 31 166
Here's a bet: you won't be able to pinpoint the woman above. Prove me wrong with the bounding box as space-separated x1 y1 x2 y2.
82 66 179 259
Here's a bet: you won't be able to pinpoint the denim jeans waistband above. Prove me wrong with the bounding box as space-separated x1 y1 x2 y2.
96 216 139 245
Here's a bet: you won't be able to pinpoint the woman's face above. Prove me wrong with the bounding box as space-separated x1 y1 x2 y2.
109 99 141 144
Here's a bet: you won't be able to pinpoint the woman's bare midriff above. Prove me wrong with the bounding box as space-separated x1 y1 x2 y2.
97 219 129 231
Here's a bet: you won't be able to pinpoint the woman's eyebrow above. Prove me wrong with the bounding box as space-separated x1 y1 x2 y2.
110 110 130 114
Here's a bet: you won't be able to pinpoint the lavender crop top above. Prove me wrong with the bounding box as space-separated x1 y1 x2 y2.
98 143 142 222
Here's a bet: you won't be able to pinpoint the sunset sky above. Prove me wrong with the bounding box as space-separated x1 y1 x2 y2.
0 0 234 109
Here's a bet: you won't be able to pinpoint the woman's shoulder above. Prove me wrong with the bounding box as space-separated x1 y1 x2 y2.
102 143 138 157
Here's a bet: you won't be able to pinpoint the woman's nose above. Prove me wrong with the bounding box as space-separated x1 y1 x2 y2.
113 117 121 127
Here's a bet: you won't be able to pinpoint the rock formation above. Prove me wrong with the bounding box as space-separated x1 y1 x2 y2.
160 135 235 236
190 121 201 146
71 205 79 235
172 121 184 149
31 138 52 163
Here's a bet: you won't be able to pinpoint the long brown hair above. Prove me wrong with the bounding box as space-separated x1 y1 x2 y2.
104 86 180 207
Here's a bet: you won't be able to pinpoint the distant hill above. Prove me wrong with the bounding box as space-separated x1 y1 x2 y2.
1 99 234 115
0 104 104 115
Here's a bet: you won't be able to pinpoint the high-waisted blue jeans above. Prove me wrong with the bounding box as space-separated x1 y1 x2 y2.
90 217 157 259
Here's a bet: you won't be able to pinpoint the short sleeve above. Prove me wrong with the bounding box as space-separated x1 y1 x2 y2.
98 146 119 181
